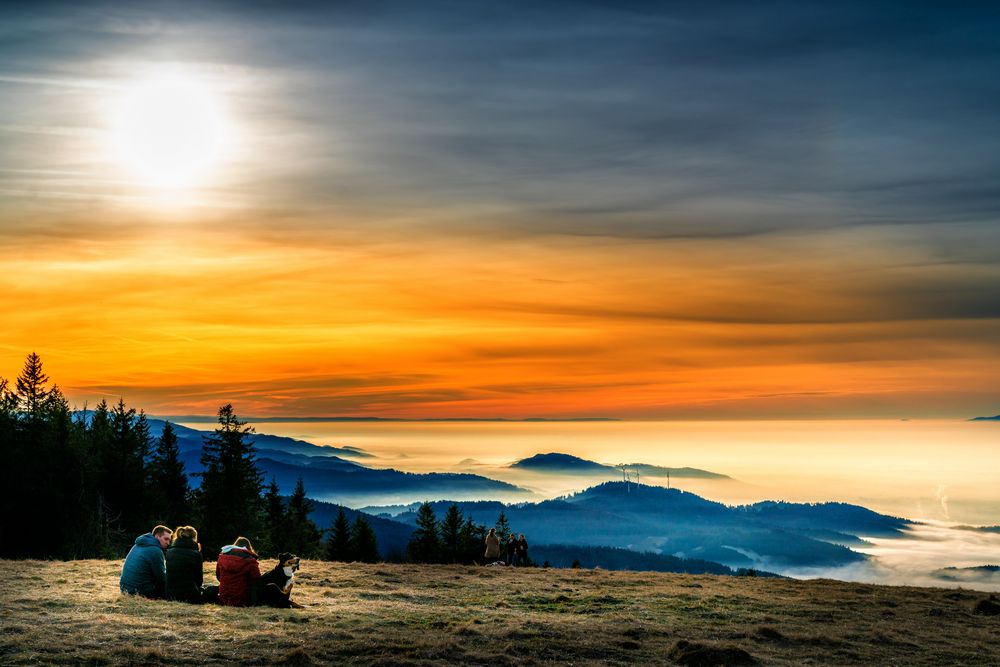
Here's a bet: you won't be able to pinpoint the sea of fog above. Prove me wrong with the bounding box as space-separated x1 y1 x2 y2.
181 418 1000 589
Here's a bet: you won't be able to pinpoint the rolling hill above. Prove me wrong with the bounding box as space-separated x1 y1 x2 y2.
372 481 911 572
147 419 533 505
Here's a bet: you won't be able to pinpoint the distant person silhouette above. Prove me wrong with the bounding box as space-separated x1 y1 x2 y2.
484 528 501 563
120 525 172 598
517 534 529 567
506 533 518 566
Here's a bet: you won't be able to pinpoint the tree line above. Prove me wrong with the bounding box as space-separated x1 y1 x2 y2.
0 353 337 560
0 352 537 565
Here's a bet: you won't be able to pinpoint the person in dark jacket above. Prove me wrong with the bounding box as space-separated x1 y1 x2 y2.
216 536 261 607
506 533 518 566
517 534 529 567
165 525 205 603
120 525 172 598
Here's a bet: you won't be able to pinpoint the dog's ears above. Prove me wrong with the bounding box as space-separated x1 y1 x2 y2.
278 552 294 564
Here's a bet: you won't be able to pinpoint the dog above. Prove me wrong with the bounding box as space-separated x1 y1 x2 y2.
253 553 303 608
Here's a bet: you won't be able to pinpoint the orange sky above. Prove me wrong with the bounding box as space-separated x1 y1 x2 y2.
3 5 1000 419
3 211 999 418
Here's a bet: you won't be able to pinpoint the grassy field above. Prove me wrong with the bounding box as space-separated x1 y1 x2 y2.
1 559 998 665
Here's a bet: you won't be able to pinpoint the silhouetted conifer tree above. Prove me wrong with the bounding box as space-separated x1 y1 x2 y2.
461 516 486 565
407 502 441 563
439 503 464 563
495 511 512 561
326 507 351 561
99 399 152 545
263 478 286 555
15 352 49 419
195 404 264 558
285 477 322 557
146 422 190 528
349 515 379 563
1 354 85 558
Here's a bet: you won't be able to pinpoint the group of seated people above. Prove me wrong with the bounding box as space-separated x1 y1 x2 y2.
119 524 294 607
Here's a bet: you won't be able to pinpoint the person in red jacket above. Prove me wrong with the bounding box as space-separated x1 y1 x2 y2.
215 536 261 606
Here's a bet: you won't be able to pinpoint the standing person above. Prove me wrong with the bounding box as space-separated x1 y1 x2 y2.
165 526 205 603
484 527 500 564
506 533 518 566
120 525 172 598
517 534 529 567
216 536 261 607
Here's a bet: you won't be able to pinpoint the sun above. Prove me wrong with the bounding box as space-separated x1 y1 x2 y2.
112 70 230 189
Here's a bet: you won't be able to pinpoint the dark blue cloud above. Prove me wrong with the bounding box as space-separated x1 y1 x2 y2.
2 1 1000 243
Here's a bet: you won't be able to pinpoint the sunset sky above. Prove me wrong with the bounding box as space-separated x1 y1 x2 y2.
2 2 999 418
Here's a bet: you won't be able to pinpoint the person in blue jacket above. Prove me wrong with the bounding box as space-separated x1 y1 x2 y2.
120 525 172 598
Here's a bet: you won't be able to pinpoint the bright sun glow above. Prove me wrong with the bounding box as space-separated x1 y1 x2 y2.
112 70 230 189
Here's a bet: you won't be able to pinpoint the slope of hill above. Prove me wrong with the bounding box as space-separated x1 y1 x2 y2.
509 452 729 478
2 559 997 666
306 499 415 559
148 419 532 505
375 482 911 572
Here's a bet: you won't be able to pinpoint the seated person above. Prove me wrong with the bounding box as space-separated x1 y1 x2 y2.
216 536 261 607
165 525 208 603
120 525 172 598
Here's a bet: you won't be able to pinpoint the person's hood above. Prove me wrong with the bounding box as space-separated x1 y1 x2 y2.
135 533 162 548
220 545 256 559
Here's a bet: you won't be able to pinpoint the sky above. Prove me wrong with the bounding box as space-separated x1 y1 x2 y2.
1 1 999 418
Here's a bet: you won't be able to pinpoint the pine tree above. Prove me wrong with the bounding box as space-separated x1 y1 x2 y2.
146 422 190 528
439 503 464 563
85 399 119 551
1 354 84 558
460 516 485 565
326 507 351 561
263 478 286 555
89 399 152 552
195 404 265 557
407 502 441 563
14 352 49 419
495 511 512 561
285 477 322 557
349 515 379 563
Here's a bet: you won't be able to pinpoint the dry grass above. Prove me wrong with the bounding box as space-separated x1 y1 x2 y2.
1 559 998 665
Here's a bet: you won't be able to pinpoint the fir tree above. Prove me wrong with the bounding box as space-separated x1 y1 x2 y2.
14 352 49 419
263 478 286 555
407 502 441 563
285 477 322 557
195 404 264 557
349 515 379 563
326 507 351 562
461 516 485 565
439 503 464 563
495 511 512 561
85 400 119 550
146 422 190 528
95 399 151 546
1 354 83 558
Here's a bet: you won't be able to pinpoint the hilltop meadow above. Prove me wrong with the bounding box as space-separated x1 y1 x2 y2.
1 559 998 666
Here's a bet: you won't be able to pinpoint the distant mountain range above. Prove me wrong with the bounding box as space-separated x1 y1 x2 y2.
510 452 729 479
157 415 620 423
970 414 1000 421
146 419 915 575
932 565 1000 585
147 420 532 506
368 481 911 571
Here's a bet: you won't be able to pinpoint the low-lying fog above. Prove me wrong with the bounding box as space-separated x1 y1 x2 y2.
184 418 1000 589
